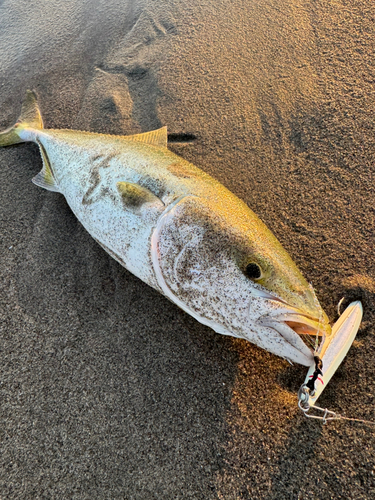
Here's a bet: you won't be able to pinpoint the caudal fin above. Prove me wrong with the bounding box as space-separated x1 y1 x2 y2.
0 90 43 147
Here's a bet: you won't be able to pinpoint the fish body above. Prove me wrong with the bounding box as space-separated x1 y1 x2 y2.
1 91 331 366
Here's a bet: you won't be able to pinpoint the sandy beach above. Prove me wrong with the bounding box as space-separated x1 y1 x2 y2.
0 0 374 498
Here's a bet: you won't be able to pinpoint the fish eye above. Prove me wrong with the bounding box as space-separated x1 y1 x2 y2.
245 262 262 280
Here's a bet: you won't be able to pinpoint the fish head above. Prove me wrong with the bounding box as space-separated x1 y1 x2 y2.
152 195 331 366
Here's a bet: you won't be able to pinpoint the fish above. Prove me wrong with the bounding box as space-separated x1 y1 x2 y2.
0 90 332 366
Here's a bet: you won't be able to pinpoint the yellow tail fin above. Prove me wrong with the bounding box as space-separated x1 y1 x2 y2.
0 90 43 147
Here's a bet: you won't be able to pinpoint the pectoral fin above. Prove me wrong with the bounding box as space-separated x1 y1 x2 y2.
32 140 60 192
116 181 164 210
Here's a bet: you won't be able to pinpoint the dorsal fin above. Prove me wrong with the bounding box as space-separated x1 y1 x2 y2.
125 126 168 148
32 140 60 192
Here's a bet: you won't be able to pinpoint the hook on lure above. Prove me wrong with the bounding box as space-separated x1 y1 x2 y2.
297 300 375 426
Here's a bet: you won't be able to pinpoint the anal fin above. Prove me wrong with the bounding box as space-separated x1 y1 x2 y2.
32 140 60 192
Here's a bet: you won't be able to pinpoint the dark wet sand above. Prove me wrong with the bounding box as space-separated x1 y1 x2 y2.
0 1 374 498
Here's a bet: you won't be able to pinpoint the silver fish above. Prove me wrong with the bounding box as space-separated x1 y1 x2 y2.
1 91 331 365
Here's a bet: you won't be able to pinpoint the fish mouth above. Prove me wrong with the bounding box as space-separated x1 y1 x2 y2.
257 298 332 365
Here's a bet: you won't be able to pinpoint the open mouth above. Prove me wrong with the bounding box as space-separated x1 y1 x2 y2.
279 313 330 353
258 307 332 360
